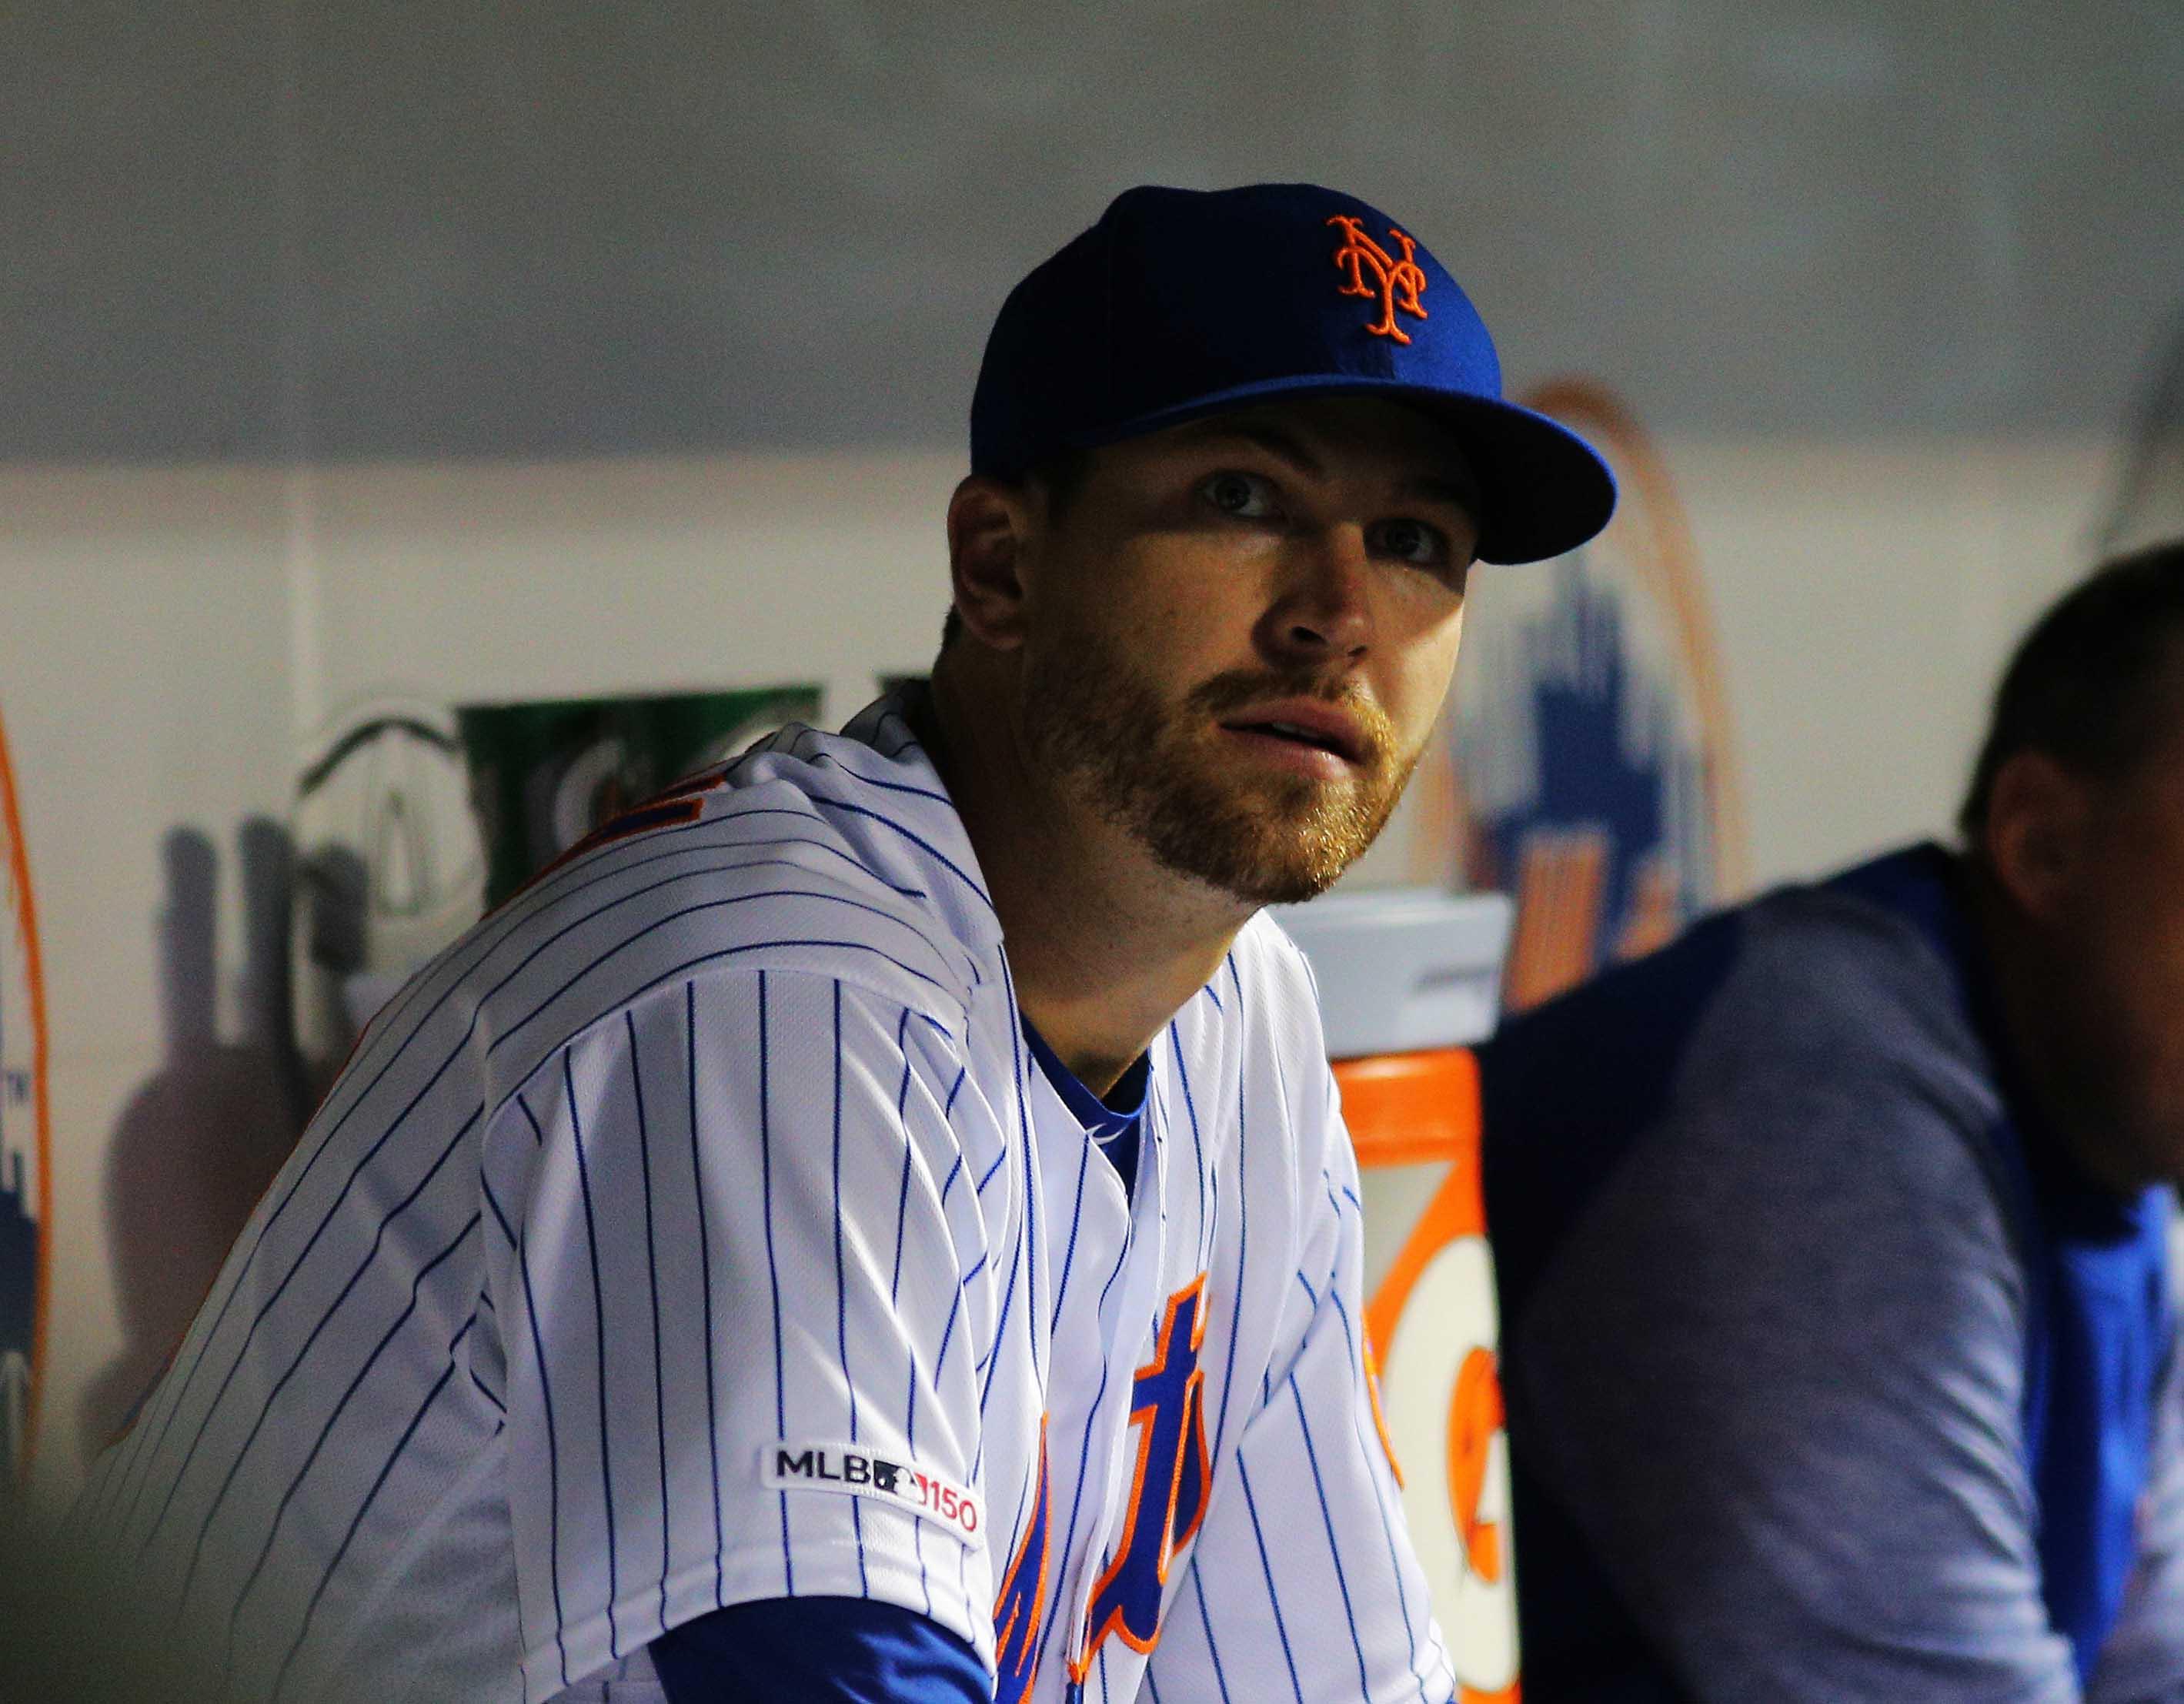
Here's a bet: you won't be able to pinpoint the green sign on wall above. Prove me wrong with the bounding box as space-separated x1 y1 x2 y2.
458 686 822 910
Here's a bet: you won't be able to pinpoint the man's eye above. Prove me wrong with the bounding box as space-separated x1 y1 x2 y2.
1373 516 1448 567
1201 472 1277 519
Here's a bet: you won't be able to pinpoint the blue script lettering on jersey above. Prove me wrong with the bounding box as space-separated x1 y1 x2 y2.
1074 1278 1211 1679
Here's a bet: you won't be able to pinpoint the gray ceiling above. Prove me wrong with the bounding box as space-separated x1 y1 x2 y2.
6 1 2182 463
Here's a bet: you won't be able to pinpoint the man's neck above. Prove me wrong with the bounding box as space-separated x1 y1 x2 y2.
1965 854 2145 1197
915 667 1250 1098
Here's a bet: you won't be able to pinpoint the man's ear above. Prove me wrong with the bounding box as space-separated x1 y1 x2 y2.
1982 747 2094 925
946 476 1038 652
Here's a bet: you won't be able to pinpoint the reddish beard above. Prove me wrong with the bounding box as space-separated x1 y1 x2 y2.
1021 630 1414 906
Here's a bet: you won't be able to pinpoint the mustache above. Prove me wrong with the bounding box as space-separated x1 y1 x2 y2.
1184 669 1398 764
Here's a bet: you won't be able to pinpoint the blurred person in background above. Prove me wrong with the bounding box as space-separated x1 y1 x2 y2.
1482 541 2184 1702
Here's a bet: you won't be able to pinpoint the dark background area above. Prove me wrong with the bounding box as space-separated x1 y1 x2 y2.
5 0 2182 464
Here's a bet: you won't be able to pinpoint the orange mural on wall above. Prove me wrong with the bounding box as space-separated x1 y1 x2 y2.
0 705 52 1486
1408 380 1747 1013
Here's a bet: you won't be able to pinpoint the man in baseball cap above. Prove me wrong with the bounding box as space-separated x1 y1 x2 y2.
80 183 1610 1704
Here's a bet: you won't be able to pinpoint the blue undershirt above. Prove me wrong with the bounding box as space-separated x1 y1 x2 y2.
650 1021 1148 1703
1020 1016 1150 1201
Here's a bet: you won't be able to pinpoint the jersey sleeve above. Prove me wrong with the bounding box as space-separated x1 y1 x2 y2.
2086 1308 2184 1704
650 1595 990 1702
481 967 1003 1701
1505 1038 2084 1703
1144 1075 1456 1702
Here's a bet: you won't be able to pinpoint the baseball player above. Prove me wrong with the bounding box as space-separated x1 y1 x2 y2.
75 183 1613 1702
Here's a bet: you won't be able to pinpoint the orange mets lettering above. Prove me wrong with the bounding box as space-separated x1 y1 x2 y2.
992 1417 1050 1704
1072 1276 1212 1680
1327 215 1429 343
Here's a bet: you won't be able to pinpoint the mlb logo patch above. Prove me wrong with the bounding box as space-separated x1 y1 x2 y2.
764 1442 984 1547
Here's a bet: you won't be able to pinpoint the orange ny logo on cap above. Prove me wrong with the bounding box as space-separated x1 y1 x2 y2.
1327 215 1429 343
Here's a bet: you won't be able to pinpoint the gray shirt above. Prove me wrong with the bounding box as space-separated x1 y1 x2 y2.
1499 875 2184 1702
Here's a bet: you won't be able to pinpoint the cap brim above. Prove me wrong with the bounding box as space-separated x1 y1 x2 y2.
1057 374 1617 565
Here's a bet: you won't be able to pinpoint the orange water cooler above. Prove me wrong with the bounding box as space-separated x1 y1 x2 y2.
1276 889 1520 1704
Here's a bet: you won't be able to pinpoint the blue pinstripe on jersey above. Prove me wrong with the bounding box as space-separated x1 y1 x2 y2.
563 1050 623 1659
758 971 793 1597
169 1105 483 1602
514 1188 571 1689
885 1004 932 1617
623 1008 673 1638
223 1213 483 1663
1006 979 1041 1392
686 979 726 1608
890 1010 917 1310
833 981 873 1595
125 1080 481 1558
1209 958 1251 1466
1327 1286 1435 1703
1050 1128 1094 1335
1288 1372 1374 1697
1032 1237 1133 1681
808 795 999 929
269 1358 464 1702
1237 1455 1307 1704
1169 1024 1212 1271
1189 1566 1237 1704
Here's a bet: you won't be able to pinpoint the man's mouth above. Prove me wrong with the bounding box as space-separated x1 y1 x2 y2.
1217 700 1371 766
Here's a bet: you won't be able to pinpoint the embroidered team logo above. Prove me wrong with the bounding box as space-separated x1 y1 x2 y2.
1072 1276 1212 1680
992 1419 1051 1704
1327 215 1429 344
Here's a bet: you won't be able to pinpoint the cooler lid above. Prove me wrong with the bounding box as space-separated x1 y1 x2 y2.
1271 887 1514 1059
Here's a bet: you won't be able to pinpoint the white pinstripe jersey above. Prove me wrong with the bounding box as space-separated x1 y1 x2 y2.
76 692 1454 1704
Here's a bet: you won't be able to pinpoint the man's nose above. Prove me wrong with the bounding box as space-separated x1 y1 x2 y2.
1260 526 1374 666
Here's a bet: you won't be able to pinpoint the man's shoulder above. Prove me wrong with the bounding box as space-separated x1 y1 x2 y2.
1159 913 1341 1174
1233 908 1319 997
1493 848 1985 1104
1208 911 1331 1061
420 707 994 1088
1482 848 2012 1286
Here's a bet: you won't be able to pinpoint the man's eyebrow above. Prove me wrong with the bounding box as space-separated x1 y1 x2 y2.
1174 418 1479 515
1171 419 1326 479
1397 472 1482 513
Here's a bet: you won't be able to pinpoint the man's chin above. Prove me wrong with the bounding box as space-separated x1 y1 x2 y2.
1227 862 1347 908
1142 797 1389 909
1142 846 1338 910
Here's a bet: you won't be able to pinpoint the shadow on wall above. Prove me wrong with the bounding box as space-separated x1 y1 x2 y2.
0 1502 222 1698
79 822 314 1460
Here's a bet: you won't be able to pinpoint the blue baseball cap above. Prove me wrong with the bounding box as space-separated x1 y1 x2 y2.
970 182 1615 565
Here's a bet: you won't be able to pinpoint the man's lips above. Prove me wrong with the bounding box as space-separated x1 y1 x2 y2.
1216 698 1372 765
